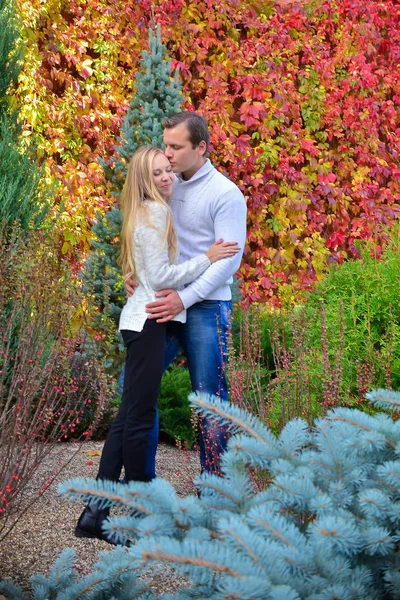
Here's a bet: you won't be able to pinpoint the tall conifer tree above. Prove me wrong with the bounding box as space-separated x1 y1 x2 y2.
83 25 182 372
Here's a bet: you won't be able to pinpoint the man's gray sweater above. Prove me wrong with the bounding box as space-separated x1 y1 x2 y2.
171 159 247 309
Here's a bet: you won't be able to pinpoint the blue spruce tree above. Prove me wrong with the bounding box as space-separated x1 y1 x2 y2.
1 389 399 599
101 24 183 191
83 25 182 377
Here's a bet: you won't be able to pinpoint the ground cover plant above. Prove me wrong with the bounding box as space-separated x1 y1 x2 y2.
1 389 399 598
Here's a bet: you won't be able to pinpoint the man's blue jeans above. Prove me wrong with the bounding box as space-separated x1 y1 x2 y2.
165 300 232 474
120 300 232 478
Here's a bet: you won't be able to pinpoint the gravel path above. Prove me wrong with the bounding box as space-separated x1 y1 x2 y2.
0 440 200 593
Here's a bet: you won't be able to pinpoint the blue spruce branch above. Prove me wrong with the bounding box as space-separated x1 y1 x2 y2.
189 392 279 446
1 389 399 598
367 389 400 413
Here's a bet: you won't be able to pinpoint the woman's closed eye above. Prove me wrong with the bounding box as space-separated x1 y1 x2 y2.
153 168 172 176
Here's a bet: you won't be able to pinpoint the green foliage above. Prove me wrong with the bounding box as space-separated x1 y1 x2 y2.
0 0 51 232
83 204 123 330
158 365 195 448
228 303 336 435
304 230 400 393
228 305 273 425
0 0 23 110
209 229 399 443
230 304 274 367
3 389 400 598
0 115 52 231
229 232 400 434
83 25 183 379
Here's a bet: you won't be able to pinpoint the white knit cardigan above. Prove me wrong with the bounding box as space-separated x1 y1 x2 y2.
119 200 211 332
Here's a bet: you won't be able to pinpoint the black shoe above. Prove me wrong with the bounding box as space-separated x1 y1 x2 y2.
75 504 118 545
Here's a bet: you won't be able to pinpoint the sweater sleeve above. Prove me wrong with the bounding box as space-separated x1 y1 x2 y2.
178 187 247 309
135 203 211 291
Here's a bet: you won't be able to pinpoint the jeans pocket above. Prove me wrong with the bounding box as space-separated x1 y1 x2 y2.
199 300 222 309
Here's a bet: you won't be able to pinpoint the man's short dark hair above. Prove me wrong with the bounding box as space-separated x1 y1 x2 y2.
162 111 210 152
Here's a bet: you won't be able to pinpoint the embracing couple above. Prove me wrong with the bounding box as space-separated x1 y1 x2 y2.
75 111 247 544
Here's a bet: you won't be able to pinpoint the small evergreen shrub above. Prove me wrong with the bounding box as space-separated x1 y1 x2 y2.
158 365 196 448
2 389 399 599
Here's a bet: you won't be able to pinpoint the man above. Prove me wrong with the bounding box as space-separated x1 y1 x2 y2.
128 111 247 474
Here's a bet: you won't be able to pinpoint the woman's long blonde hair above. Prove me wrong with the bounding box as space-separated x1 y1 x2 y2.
118 146 177 280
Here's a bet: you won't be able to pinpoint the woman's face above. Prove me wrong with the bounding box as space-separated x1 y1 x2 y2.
152 153 174 199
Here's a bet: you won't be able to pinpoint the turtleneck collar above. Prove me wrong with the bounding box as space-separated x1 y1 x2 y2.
176 159 213 184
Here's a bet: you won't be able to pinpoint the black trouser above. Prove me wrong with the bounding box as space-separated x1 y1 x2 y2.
97 319 166 483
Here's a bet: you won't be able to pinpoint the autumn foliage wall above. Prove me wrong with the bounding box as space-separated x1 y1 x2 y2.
17 0 400 303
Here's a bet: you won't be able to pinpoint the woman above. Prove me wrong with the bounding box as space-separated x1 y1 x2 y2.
75 146 239 543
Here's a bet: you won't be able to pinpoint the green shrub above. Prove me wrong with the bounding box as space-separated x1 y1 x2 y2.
304 230 400 394
229 229 400 433
158 365 195 448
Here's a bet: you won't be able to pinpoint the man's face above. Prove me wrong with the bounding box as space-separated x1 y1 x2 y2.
163 122 206 180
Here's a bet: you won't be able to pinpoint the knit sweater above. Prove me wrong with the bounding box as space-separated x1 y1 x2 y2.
119 200 211 332
171 159 247 309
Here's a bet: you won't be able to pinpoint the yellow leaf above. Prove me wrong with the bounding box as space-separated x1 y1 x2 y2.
86 449 102 457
